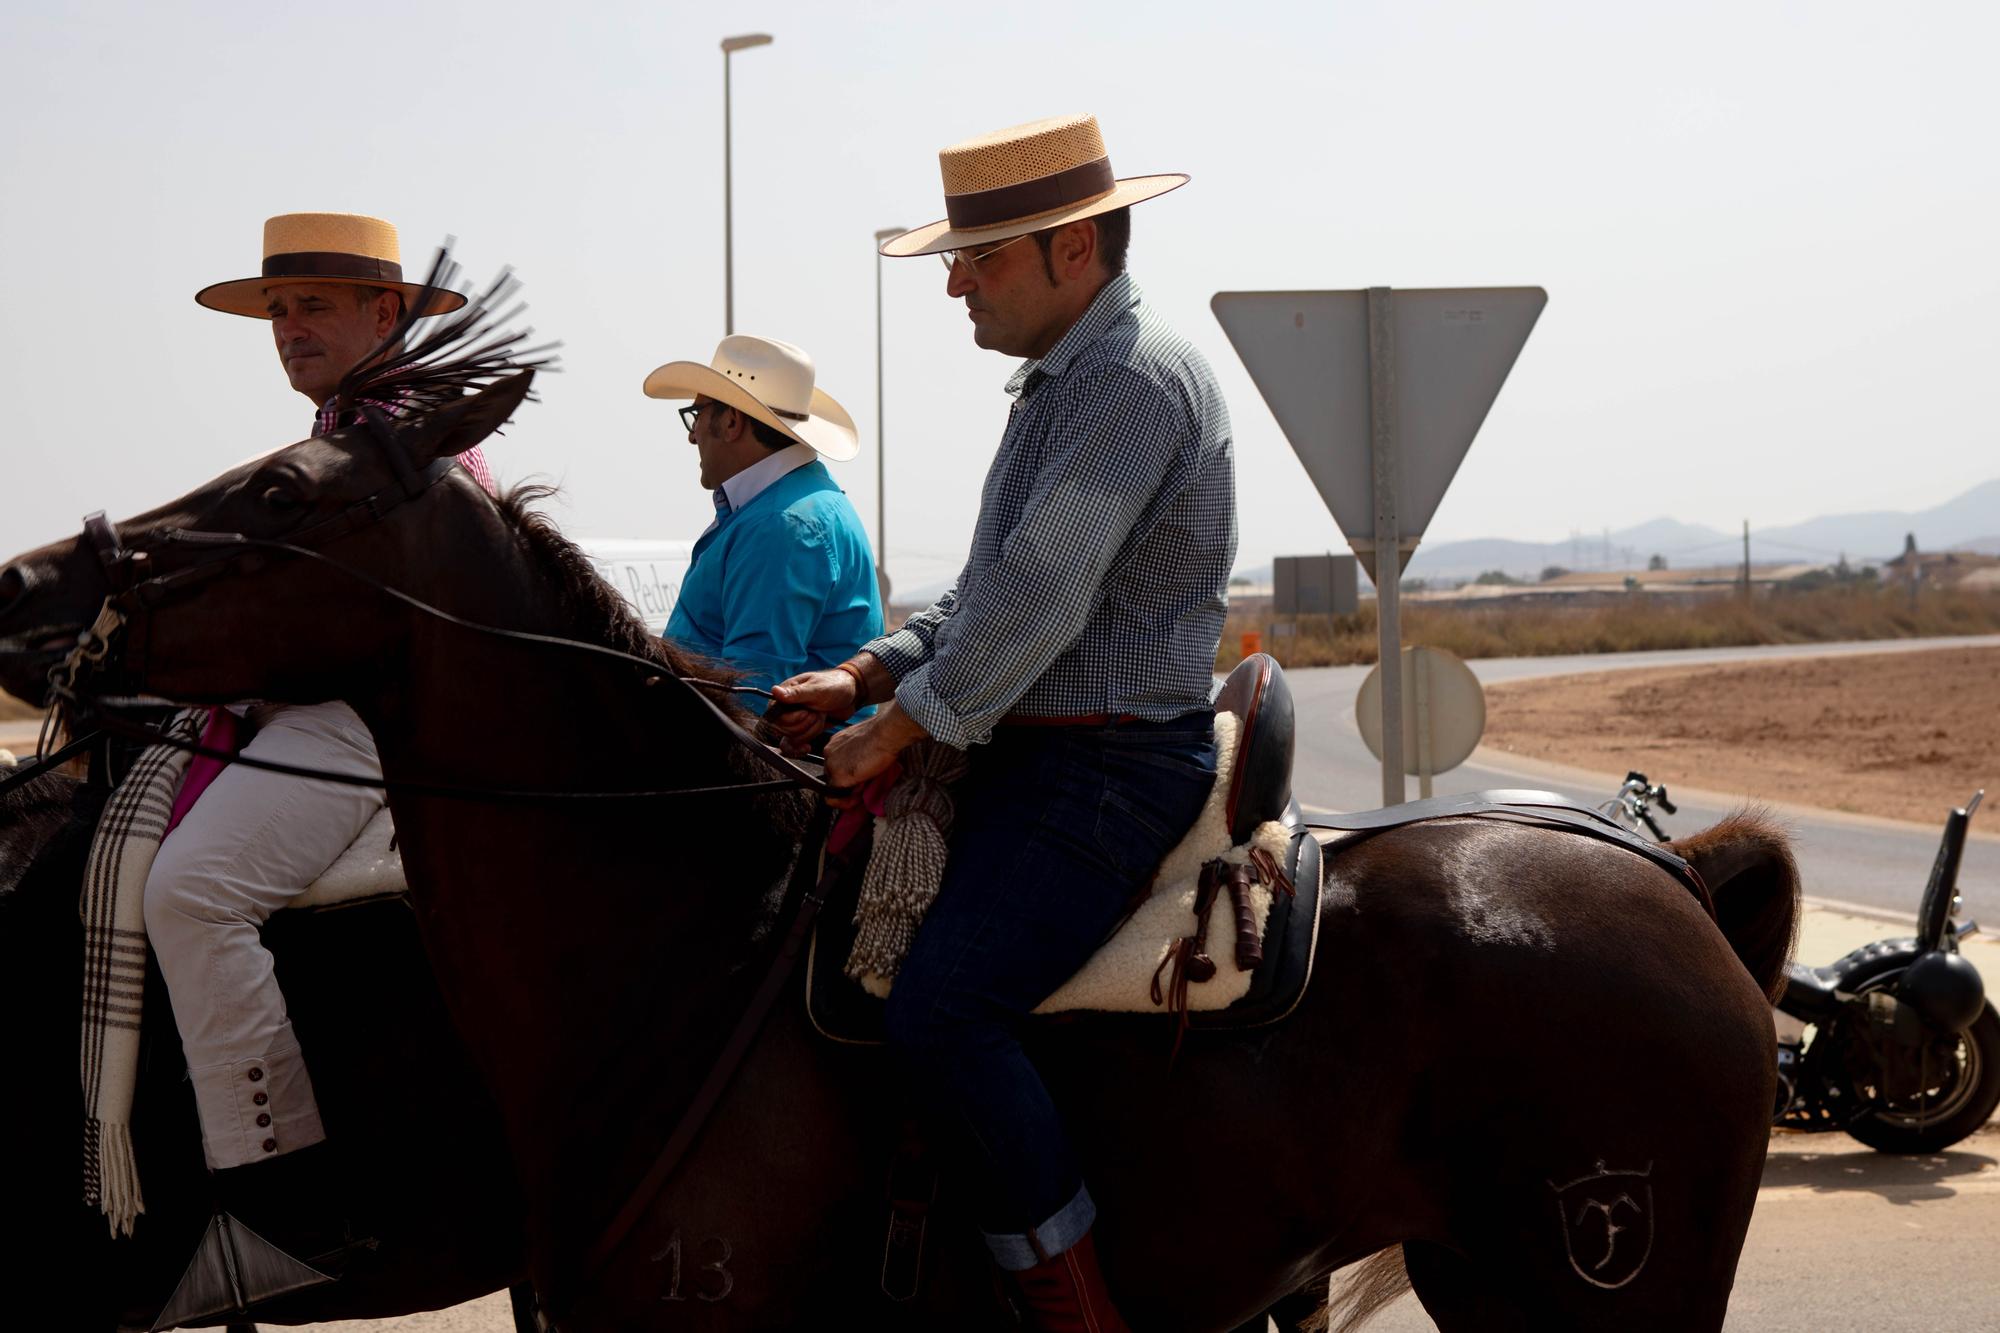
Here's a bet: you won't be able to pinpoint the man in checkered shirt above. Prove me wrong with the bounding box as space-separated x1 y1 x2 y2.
770 116 1234 1329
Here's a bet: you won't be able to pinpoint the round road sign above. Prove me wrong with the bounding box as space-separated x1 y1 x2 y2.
1355 645 1486 776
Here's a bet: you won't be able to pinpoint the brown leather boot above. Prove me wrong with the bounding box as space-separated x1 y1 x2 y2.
1010 1229 1132 1333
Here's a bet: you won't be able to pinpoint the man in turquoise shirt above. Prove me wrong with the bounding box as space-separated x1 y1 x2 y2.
644 335 883 719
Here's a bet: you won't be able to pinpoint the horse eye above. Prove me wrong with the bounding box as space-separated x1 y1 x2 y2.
261 485 301 512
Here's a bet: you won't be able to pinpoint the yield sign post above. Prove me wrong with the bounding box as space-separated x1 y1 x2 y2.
1212 286 1546 805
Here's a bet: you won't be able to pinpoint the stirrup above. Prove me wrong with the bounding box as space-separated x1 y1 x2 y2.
152 1211 334 1330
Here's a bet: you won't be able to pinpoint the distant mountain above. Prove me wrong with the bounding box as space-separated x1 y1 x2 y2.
1753 478 2000 565
1232 477 2000 587
1402 519 1736 584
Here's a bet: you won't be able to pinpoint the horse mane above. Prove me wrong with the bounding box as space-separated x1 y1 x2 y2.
336 244 559 425
489 482 744 702
324 247 743 708
324 245 803 835
486 483 812 865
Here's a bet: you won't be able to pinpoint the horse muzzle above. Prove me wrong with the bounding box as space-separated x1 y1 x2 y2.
0 638 73 704
0 571 86 701
0 558 91 700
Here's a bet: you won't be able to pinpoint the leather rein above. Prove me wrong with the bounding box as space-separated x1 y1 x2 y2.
44 409 841 804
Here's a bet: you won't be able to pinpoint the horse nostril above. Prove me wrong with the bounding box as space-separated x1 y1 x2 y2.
0 564 29 616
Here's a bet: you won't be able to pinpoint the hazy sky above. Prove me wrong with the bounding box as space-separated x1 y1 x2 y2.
3 1 1994 596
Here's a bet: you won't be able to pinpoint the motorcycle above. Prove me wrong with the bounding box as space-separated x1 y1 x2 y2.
1604 773 2000 1153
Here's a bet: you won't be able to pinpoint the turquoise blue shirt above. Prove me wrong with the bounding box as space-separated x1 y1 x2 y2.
664 454 883 719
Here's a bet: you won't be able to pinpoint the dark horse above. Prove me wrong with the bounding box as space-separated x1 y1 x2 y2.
0 760 534 1331
0 362 1799 1327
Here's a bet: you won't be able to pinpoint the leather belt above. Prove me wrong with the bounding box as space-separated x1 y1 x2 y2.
997 712 1140 728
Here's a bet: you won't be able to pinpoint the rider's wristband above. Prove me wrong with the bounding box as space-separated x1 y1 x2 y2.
834 660 868 705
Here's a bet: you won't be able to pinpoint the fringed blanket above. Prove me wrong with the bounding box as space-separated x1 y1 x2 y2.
847 711 1293 1014
81 707 203 1236
79 738 406 1237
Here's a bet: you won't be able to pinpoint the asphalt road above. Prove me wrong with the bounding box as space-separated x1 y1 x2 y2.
1287 634 2000 922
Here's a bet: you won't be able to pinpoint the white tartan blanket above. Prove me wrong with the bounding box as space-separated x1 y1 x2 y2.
79 728 405 1237
80 708 202 1236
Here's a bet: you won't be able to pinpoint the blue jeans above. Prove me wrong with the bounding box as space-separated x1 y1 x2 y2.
882 712 1217 1269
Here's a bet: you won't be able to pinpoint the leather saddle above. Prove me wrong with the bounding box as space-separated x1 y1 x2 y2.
807 653 1323 1044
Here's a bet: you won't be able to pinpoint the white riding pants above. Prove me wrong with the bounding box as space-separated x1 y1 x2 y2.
143 701 385 1169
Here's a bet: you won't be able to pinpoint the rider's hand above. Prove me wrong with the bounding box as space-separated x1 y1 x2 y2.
767 669 859 756
822 704 929 807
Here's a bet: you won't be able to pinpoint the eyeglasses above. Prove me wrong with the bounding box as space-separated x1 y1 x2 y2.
939 232 1030 275
678 403 705 433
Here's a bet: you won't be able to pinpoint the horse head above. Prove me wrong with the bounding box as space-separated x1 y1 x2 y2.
0 256 546 713
0 375 532 710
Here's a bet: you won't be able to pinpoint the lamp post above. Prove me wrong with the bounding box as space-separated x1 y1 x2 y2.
720 33 773 335
872 226 903 604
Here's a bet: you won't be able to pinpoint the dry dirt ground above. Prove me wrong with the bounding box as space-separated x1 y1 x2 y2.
1481 645 2000 823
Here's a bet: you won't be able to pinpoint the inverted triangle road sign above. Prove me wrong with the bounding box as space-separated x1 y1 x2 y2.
1213 285 1545 807
1211 287 1545 564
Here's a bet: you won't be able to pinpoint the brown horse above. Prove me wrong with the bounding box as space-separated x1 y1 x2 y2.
0 368 1799 1329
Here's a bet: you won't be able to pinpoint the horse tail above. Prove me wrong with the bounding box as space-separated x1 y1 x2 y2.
1303 1246 1411 1332
1673 808 1801 1003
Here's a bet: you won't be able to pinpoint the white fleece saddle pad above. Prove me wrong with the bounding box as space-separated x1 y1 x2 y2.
1035 817 1292 1015
292 807 407 910
809 712 1326 1033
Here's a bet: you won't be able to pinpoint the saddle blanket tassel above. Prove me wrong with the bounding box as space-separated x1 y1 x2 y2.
846 739 969 993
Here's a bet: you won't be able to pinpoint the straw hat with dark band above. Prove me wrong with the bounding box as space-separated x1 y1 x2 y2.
195 212 467 319
878 114 1187 259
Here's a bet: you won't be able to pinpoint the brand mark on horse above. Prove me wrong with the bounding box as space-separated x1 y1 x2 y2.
1548 1159 1654 1289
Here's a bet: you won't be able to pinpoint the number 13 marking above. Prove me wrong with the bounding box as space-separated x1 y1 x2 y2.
652 1229 735 1303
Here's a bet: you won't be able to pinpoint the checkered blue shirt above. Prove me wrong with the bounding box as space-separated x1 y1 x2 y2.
865 273 1236 749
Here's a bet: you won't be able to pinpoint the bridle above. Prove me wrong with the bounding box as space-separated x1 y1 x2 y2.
37 408 842 803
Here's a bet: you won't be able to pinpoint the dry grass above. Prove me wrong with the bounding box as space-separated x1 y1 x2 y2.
1218 585 2000 670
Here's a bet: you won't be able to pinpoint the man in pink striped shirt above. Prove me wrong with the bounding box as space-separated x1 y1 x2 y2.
146 214 490 1272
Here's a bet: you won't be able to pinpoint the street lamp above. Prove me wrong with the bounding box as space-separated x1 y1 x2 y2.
720 33 773 335
872 226 903 605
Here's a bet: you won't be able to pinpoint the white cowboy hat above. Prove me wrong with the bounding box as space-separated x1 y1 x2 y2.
878 113 1187 259
195 212 467 319
642 335 859 462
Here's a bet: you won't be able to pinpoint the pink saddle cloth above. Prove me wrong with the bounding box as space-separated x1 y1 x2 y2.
163 708 245 838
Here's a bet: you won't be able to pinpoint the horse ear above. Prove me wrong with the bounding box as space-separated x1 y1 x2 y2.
414 369 537 460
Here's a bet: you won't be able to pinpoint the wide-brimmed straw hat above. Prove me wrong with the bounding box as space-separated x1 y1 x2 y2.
195 212 468 319
643 335 858 462
878 114 1187 259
